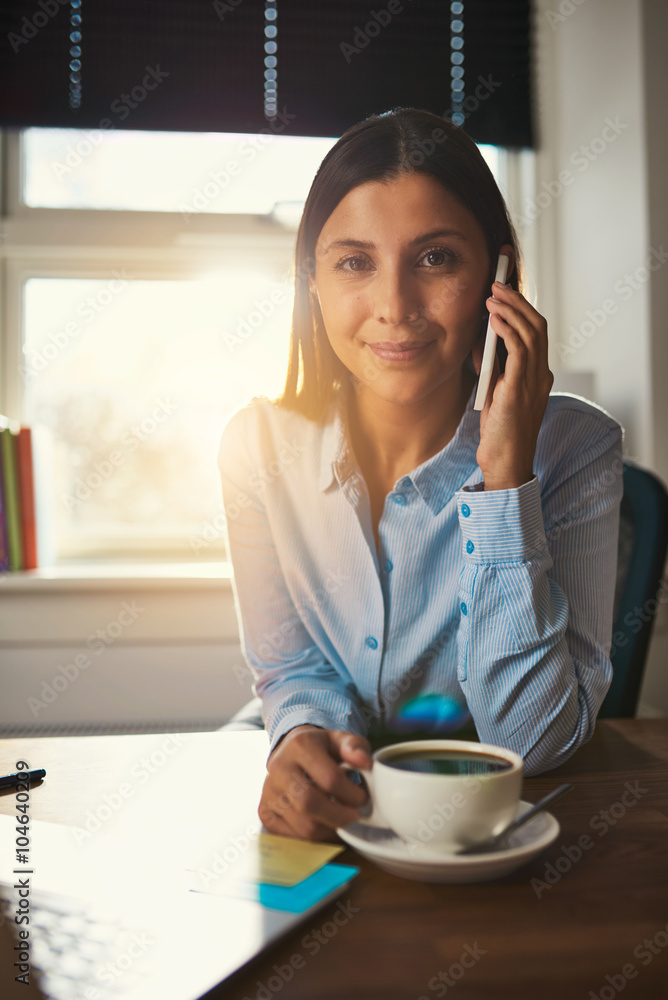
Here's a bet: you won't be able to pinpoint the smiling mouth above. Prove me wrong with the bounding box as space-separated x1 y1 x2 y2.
367 341 434 361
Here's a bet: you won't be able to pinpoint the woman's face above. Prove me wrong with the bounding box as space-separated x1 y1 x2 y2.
312 171 508 409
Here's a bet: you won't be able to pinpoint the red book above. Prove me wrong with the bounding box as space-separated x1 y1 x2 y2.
17 426 38 570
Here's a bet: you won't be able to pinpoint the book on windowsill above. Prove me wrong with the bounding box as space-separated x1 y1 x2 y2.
0 416 45 572
17 426 38 570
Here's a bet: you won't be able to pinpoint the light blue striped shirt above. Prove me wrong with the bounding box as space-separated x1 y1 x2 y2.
218 388 623 775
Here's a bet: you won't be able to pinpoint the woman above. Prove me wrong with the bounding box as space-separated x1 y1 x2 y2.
218 108 623 842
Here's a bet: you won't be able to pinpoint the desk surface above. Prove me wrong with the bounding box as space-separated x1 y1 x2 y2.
1 719 667 1000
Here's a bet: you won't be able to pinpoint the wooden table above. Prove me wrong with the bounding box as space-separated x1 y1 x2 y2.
1 720 666 1000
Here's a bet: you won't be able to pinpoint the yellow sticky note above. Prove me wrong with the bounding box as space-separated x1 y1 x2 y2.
252 833 344 887
186 832 344 893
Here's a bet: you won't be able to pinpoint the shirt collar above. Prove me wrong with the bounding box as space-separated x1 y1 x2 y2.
318 386 481 513
318 390 354 492
408 388 481 514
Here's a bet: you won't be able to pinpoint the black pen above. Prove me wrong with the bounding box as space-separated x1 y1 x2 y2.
0 768 46 790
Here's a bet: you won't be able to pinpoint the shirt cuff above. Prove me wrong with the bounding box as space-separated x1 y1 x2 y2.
456 476 547 562
267 708 366 760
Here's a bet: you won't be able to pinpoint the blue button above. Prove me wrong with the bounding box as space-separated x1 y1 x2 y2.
460 602 468 616
461 503 471 517
392 493 407 506
383 559 393 572
365 636 378 649
466 540 474 554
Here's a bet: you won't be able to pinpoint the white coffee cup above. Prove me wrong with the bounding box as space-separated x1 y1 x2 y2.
343 739 523 853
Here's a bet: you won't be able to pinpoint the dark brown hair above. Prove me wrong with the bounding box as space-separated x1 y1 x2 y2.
279 107 523 421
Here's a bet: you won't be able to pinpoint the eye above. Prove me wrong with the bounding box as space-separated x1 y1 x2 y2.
335 255 372 273
418 247 460 268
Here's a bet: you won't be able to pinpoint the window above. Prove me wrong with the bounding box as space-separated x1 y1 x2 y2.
1 127 510 564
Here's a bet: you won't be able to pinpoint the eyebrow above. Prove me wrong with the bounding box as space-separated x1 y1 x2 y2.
320 229 469 255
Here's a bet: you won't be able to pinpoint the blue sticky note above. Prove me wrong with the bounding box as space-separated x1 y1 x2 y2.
196 863 359 913
256 862 359 912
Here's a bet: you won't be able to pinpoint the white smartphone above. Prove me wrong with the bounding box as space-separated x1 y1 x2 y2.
473 252 510 411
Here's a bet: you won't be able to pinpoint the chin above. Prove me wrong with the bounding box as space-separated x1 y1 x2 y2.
359 377 441 407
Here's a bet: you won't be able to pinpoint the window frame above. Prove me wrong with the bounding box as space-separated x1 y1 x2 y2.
0 128 534 563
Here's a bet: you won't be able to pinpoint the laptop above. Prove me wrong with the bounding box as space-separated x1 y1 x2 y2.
0 733 358 999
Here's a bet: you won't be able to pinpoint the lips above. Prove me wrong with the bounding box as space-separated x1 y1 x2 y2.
367 340 433 362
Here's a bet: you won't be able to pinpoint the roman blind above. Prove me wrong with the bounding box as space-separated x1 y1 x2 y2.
0 0 533 147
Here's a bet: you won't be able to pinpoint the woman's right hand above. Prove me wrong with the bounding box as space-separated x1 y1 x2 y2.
258 724 373 841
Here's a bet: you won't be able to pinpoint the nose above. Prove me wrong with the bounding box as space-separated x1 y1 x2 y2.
373 267 422 326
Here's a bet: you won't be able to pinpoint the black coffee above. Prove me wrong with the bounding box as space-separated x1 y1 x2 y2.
385 750 513 776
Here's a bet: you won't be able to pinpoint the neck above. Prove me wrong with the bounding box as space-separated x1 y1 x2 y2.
349 368 476 482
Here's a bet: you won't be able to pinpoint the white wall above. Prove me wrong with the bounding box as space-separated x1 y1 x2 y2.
533 0 668 714
0 578 255 734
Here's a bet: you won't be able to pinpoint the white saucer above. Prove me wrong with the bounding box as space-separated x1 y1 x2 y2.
336 801 560 883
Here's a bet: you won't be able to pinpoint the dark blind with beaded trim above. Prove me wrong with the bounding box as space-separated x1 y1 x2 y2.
0 0 533 147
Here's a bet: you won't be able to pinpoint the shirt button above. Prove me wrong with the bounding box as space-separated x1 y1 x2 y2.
461 503 471 518
461 602 468 616
383 559 394 572
466 540 475 554
391 493 407 506
365 636 378 650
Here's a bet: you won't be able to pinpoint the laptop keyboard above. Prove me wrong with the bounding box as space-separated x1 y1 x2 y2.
2 891 148 999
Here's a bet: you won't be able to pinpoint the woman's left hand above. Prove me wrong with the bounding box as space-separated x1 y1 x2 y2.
472 282 553 492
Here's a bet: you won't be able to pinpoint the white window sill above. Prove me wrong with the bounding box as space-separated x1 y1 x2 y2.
0 561 234 592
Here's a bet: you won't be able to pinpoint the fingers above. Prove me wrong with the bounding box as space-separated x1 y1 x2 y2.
260 727 371 842
259 787 337 842
486 282 550 373
302 731 371 806
489 281 547 335
336 732 373 771
476 283 553 489
481 350 501 421
261 771 364 841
